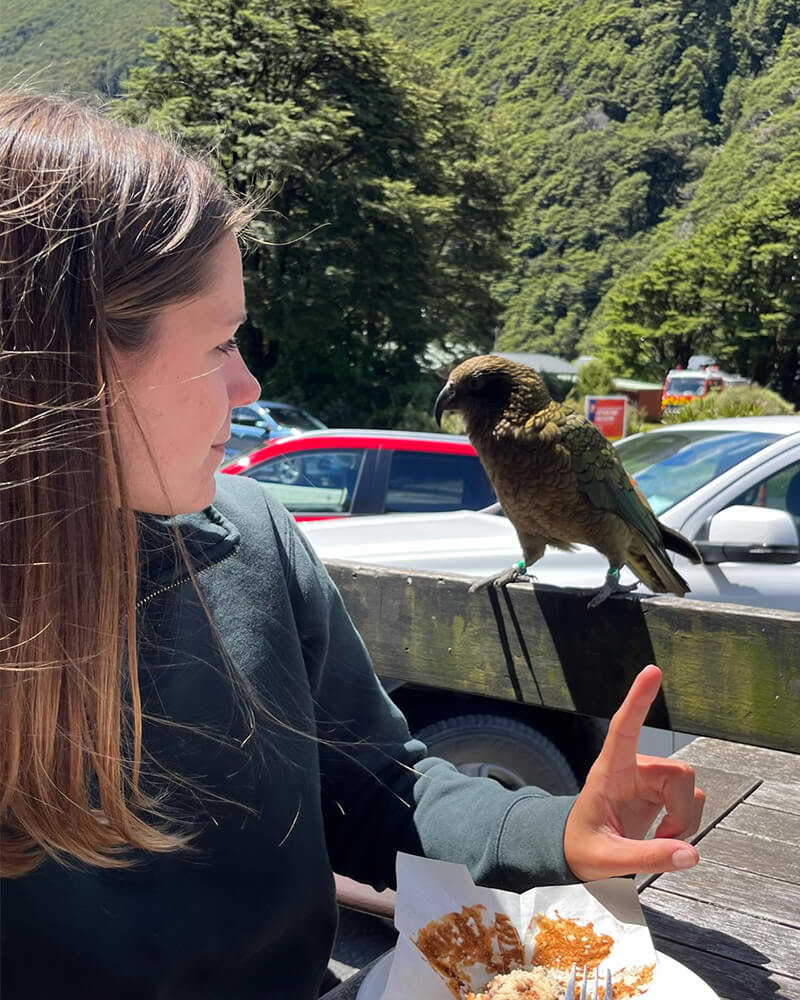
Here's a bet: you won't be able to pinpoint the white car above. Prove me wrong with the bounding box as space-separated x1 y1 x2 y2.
298 415 800 792
301 415 800 612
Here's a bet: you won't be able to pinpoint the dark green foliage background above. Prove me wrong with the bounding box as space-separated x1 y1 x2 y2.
118 0 511 426
3 0 800 409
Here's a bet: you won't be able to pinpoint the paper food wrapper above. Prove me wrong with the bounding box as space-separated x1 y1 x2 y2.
379 854 665 999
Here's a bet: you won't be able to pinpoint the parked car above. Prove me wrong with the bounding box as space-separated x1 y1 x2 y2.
298 416 800 793
302 416 800 610
223 423 269 461
222 429 496 521
230 399 326 437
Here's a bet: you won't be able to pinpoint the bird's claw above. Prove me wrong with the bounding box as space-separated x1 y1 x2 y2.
469 564 532 594
587 571 639 609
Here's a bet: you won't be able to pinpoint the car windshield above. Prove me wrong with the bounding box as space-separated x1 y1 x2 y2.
615 429 782 516
664 375 706 395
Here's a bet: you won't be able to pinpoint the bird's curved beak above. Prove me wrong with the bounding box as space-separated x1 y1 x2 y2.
433 382 456 427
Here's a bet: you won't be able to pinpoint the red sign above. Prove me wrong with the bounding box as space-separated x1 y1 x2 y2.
585 396 628 440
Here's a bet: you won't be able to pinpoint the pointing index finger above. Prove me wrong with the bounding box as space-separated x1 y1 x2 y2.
602 664 663 768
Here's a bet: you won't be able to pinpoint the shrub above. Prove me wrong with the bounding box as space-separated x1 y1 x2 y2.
662 384 795 423
625 403 650 435
575 359 617 397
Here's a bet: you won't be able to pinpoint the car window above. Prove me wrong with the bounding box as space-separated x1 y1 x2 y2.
732 460 800 535
224 425 267 460
665 375 706 395
384 452 495 513
242 449 364 513
268 406 325 431
230 405 266 427
615 430 782 516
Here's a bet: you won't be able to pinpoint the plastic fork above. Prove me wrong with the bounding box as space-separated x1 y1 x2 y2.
564 963 614 999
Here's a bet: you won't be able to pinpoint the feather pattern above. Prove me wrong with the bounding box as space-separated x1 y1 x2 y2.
434 355 700 597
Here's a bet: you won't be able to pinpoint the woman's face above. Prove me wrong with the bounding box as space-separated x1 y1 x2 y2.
113 233 260 514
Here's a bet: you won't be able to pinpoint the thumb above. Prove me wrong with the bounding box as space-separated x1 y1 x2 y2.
599 836 700 878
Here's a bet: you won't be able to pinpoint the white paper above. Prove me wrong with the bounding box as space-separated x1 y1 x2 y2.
379 854 662 999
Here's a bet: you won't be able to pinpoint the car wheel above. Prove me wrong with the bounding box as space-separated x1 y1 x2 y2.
275 458 302 484
414 713 579 794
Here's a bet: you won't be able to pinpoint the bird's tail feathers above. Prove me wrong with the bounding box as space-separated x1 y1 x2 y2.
627 542 691 597
659 523 702 564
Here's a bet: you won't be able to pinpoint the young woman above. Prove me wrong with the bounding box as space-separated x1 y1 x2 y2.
0 92 704 999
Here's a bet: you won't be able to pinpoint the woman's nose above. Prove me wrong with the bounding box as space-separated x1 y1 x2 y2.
228 353 261 408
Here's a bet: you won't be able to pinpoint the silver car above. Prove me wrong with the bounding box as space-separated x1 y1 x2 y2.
301 415 800 612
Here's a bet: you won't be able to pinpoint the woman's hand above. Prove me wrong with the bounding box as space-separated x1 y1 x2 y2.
563 664 705 882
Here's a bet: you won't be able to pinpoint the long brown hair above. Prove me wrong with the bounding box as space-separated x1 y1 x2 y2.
0 92 251 877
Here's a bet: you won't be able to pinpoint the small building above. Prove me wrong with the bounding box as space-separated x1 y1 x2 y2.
493 351 578 378
612 377 664 422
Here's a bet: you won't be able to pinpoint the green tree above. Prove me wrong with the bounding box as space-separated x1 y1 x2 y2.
596 175 800 404
575 359 617 397
368 0 747 359
120 0 511 426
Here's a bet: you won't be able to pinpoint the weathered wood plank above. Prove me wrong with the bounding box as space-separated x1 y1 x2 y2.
326 563 800 751
697 827 800 884
636 764 758 891
651 860 800 928
651 936 800 1000
683 764 760 841
673 738 800 781
746 780 800 817
642 889 799 978
719 801 800 844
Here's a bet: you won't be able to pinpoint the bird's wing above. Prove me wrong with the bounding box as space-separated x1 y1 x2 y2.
542 409 665 551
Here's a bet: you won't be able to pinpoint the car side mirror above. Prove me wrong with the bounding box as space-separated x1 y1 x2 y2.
695 505 800 565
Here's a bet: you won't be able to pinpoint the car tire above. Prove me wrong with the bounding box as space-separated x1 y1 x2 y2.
414 713 579 794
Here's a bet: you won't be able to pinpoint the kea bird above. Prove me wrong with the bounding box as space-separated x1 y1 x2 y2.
434 354 701 607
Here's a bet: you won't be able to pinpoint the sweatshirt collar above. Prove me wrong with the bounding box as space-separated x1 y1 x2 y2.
136 501 240 603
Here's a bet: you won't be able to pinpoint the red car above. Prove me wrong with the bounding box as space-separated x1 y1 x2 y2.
222 429 495 521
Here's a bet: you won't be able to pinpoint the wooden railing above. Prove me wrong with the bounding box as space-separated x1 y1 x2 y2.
324 561 800 754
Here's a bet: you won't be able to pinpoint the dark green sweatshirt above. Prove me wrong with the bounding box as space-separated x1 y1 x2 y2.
0 475 575 999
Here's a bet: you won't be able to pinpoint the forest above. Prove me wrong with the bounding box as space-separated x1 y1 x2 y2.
2 0 800 418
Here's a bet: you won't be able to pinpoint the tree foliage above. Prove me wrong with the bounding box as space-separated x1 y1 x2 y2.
368 0 800 403
7 0 800 406
596 24 800 405
575 359 617 398
0 0 171 96
120 0 511 426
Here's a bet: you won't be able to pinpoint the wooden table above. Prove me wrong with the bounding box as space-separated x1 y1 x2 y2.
639 738 800 1000
321 738 800 1000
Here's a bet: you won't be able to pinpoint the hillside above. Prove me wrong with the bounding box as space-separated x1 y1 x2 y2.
0 0 171 96
3 0 800 396
367 0 800 366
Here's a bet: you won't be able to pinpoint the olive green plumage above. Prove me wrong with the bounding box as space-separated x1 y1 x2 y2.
434 354 700 597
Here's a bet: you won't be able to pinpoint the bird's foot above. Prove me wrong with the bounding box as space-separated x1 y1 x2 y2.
469 560 533 594
587 567 639 609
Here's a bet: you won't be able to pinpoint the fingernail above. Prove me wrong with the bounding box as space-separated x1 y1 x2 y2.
672 848 697 869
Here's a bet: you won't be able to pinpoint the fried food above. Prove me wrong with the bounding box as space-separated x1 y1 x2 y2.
467 968 560 1000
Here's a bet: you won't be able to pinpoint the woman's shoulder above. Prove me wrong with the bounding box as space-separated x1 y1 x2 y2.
213 472 284 517
210 473 297 550
209 472 329 597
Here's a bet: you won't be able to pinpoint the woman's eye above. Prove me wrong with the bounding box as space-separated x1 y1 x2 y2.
216 337 239 355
